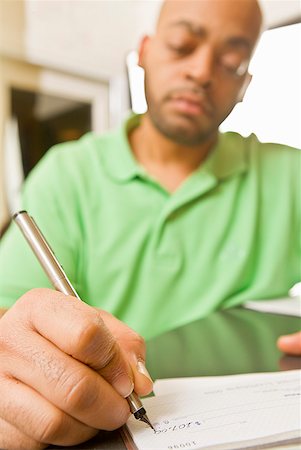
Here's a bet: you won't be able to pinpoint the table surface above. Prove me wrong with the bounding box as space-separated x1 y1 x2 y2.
50 307 301 450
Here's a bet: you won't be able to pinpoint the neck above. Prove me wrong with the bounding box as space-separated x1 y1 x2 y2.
128 114 217 192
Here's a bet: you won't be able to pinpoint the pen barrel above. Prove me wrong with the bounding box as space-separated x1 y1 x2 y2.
13 211 79 299
127 391 143 414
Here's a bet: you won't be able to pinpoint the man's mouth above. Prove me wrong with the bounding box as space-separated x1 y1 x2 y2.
166 91 213 117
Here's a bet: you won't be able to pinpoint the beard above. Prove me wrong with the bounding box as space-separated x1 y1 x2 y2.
148 107 214 146
144 84 219 147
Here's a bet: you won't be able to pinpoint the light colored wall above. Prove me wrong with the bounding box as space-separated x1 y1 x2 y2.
259 0 301 27
22 0 161 79
0 0 27 229
0 0 25 59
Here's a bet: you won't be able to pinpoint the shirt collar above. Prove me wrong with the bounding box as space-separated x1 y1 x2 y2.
199 131 248 180
101 114 144 183
102 114 248 183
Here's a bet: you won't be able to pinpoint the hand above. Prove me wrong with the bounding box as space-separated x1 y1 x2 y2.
0 288 153 450
277 331 301 355
97 309 153 394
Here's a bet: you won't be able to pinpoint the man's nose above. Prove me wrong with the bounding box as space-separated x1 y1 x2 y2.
184 45 215 87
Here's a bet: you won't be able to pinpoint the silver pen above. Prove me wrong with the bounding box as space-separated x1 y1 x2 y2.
13 210 153 429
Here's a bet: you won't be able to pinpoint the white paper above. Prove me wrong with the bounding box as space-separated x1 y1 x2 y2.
244 297 301 317
153 371 300 396
126 370 301 450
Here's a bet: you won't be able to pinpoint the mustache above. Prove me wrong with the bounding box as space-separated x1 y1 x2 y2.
164 86 214 114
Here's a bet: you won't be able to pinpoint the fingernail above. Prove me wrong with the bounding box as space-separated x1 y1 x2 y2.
137 360 153 383
279 335 297 345
113 375 134 398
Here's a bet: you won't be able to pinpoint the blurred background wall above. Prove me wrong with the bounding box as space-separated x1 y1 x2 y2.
0 0 300 232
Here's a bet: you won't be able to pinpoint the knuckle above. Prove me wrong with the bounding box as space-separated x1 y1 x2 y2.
70 317 102 354
14 288 49 324
18 288 47 305
17 288 56 318
63 373 98 412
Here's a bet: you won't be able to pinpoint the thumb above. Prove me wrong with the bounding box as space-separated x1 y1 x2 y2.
127 353 153 397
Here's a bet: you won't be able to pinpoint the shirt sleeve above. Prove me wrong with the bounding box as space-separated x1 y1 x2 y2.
0 144 84 309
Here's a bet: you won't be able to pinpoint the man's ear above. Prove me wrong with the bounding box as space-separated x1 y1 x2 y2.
237 73 252 102
138 35 151 68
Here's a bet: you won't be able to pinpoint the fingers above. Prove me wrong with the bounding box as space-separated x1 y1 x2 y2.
13 289 134 398
1 314 131 431
0 375 98 447
277 331 301 356
0 288 137 447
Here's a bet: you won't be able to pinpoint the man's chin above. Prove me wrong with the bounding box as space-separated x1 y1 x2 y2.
161 127 212 146
157 120 212 146
147 106 217 145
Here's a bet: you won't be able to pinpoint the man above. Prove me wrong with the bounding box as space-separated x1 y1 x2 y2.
0 0 300 448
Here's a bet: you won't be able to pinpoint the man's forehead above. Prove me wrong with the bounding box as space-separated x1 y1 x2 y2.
157 0 262 43
166 19 252 51
158 0 262 20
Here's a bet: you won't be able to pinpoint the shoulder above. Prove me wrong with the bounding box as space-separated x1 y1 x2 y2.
225 133 300 213
218 132 300 208
222 131 300 169
247 134 300 181
24 126 124 190
42 128 122 171
222 131 300 154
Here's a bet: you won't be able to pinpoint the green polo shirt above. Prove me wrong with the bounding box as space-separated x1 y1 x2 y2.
0 115 300 339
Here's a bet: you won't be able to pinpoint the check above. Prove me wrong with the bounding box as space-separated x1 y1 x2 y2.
123 370 301 450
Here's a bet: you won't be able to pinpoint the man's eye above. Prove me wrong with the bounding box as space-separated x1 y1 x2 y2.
167 44 194 56
219 55 249 77
220 53 246 71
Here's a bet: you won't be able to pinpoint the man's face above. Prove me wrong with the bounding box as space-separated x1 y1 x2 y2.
139 0 262 146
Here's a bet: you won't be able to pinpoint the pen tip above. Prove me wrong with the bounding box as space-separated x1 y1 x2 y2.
140 414 155 430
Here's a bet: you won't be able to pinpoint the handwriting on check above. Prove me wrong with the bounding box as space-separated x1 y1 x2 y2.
154 419 203 434
167 442 198 449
